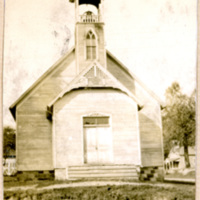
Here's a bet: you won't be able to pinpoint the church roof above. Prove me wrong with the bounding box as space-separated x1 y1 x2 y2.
9 47 75 119
9 47 164 119
106 50 165 107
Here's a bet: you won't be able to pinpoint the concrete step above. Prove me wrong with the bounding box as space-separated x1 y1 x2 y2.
69 174 139 179
68 165 138 170
69 170 138 174
68 165 139 180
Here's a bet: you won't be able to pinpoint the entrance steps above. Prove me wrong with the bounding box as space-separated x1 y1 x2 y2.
68 165 139 180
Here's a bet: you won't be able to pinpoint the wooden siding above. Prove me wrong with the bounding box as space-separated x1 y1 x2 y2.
14 42 163 171
136 83 163 166
107 55 163 167
139 110 163 166
54 89 141 168
16 52 76 171
107 55 135 93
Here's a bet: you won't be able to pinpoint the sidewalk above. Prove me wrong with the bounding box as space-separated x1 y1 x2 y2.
164 167 195 184
164 177 195 184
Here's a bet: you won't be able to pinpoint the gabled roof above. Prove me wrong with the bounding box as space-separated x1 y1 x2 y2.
10 46 164 120
106 50 165 107
9 47 75 119
48 61 143 110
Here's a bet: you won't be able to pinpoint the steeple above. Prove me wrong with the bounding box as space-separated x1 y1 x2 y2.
69 0 106 74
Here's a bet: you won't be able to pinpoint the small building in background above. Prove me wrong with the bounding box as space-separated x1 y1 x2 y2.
165 143 195 172
3 149 17 176
179 146 195 169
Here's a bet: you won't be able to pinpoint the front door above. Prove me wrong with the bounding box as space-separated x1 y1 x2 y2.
83 116 113 164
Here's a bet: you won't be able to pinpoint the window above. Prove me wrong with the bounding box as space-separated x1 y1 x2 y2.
86 31 97 60
83 116 109 126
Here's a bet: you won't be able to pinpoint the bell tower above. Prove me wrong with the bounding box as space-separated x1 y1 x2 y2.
69 0 106 74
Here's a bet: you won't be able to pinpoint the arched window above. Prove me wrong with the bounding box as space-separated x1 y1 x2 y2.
86 30 97 60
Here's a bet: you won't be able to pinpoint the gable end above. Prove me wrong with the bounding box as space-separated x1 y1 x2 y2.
9 47 75 119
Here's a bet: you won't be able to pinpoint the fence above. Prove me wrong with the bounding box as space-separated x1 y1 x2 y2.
3 158 17 176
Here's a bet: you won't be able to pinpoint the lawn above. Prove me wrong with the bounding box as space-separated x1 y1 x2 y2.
4 182 195 200
4 171 196 200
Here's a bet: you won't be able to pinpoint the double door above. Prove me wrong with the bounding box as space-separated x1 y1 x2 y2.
84 117 113 164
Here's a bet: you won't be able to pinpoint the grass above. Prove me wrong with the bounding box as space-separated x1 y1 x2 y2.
4 172 195 199
4 177 137 188
4 184 195 200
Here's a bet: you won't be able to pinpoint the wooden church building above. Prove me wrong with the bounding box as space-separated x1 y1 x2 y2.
10 0 164 181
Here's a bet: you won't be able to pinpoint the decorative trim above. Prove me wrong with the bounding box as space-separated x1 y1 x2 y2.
48 61 142 109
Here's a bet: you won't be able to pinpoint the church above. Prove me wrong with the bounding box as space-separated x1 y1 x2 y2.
10 0 164 181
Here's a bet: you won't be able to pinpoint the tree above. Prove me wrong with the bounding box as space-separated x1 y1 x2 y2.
3 126 16 158
162 82 195 168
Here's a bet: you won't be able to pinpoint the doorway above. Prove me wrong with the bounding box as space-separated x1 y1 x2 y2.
83 116 113 164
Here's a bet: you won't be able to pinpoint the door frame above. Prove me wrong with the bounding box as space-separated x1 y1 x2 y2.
82 113 113 165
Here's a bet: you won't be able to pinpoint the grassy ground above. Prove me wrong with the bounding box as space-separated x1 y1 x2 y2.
4 169 195 188
4 184 195 200
4 171 195 200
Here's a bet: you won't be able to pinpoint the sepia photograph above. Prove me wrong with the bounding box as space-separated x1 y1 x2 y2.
2 0 197 199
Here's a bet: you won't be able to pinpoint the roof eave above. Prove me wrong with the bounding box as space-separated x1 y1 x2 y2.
9 106 16 120
106 49 165 107
9 46 75 119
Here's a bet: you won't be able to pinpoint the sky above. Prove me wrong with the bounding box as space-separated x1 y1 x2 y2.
3 0 197 127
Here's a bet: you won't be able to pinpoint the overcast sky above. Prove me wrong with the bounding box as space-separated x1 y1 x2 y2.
3 0 197 127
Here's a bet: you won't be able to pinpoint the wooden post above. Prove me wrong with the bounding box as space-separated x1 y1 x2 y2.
0 0 4 198
196 1 200 199
75 0 79 23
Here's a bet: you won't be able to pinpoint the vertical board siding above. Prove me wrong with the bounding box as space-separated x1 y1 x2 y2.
16 53 76 171
54 89 141 168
